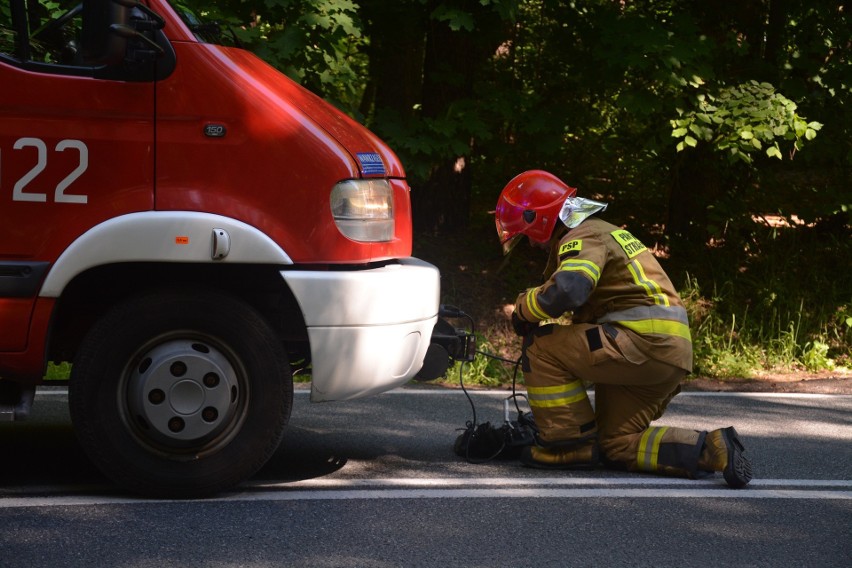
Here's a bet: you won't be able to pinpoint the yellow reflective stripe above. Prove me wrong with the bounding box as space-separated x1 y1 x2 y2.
636 426 669 471
559 259 601 285
528 380 588 408
627 260 669 307
617 319 692 341
525 289 549 320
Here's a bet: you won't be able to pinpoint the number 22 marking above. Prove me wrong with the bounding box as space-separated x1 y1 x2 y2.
9 137 89 204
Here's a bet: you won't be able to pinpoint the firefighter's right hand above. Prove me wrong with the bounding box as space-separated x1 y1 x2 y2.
511 312 538 337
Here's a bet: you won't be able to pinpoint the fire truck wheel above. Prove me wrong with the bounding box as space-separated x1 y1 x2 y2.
69 289 293 498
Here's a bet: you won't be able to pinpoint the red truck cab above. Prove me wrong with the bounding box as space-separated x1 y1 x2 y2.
0 0 441 497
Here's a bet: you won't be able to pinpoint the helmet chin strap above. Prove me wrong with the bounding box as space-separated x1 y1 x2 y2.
501 233 524 255
542 224 568 276
559 196 608 228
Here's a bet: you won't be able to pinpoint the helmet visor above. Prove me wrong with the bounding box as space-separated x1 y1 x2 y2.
496 213 525 255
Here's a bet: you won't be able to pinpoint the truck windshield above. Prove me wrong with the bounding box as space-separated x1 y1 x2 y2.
168 1 240 47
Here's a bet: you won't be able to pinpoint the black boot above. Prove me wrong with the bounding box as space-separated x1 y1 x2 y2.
699 427 753 488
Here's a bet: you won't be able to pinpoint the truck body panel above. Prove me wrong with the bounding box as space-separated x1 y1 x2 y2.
155 43 410 264
0 53 155 353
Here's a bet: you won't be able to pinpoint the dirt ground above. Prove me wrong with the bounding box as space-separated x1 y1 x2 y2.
428 371 852 395
680 370 852 394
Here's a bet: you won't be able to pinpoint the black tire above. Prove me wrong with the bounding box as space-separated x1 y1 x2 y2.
69 289 293 498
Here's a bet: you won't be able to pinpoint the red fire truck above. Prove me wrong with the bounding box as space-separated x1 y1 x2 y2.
0 0 444 497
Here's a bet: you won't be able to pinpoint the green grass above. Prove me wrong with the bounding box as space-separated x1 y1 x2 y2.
44 361 71 381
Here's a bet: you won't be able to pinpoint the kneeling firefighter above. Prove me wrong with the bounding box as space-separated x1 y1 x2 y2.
495 170 752 488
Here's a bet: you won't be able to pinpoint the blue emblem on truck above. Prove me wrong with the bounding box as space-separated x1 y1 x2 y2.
357 152 386 175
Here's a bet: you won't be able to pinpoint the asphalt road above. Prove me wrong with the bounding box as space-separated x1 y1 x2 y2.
1 385 850 567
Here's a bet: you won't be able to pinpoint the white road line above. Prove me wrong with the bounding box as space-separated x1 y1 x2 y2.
415 390 852 399
33 388 852 399
2 478 849 509
219 488 852 502
248 477 852 489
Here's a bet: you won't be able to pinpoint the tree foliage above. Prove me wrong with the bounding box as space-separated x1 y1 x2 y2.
178 0 367 110
178 0 850 219
671 81 821 164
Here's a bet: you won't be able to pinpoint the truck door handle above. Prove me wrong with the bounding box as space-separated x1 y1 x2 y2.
212 228 231 260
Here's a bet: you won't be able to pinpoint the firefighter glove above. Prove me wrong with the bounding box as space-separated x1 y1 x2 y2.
512 312 538 337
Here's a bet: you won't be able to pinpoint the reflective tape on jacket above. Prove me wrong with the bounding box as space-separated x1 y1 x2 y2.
636 426 670 471
597 305 692 341
627 259 670 307
527 380 589 408
558 258 602 286
617 319 692 341
524 289 550 320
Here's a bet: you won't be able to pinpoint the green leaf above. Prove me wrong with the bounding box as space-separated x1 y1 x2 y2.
684 135 697 147
431 6 476 31
740 130 754 140
766 146 782 159
805 128 818 140
672 128 688 137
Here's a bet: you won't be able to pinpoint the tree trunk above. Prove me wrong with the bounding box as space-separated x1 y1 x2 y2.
361 0 508 234
666 148 721 255
359 1 427 120
413 0 506 234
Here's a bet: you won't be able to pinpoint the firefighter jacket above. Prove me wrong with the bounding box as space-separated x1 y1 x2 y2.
514 216 693 372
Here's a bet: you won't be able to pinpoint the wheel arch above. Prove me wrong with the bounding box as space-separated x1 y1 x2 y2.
48 262 309 367
40 211 308 366
39 211 293 298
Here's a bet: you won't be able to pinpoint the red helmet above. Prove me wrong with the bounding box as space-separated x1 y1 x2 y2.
495 170 577 254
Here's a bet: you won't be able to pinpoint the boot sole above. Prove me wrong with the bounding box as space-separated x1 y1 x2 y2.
721 427 753 488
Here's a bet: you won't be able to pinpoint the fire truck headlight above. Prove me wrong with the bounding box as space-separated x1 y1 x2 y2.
330 179 394 242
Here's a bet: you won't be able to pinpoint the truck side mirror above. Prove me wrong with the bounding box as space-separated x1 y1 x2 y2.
81 0 129 65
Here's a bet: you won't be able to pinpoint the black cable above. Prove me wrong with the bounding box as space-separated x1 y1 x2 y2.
442 305 535 463
474 349 517 365
458 348 536 464
458 358 477 428
475 349 529 418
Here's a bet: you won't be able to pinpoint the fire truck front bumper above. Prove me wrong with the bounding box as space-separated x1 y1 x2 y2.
281 258 440 402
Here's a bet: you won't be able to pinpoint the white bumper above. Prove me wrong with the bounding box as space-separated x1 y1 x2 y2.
281 258 440 402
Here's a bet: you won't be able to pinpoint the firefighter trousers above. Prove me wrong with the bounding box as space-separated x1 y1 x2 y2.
523 323 705 477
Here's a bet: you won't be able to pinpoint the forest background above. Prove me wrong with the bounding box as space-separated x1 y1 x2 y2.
181 0 851 383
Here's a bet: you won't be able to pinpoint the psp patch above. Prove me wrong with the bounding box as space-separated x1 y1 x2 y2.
559 239 583 257
610 230 647 258
357 152 386 175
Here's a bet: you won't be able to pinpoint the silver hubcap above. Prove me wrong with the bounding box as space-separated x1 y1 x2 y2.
127 339 241 448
